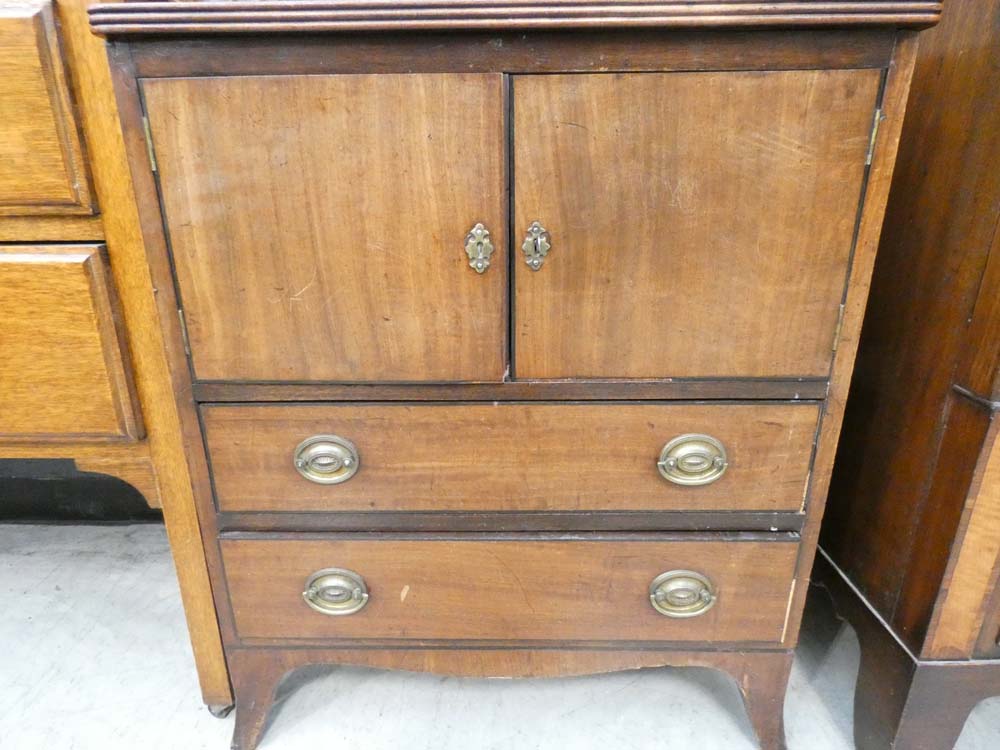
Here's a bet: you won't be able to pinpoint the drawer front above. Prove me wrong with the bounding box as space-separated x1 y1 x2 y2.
0 1 93 215
221 535 799 643
204 402 819 513
0 245 140 439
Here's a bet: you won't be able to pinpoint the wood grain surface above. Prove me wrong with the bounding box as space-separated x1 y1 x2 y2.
144 73 507 383
0 439 159 506
125 29 897 79
0 244 139 439
88 1 942 36
513 69 880 379
221 535 799 644
227 646 793 750
814 552 1000 750
0 0 93 215
926 413 1000 658
203 402 820 513
97 16 928 720
0 214 103 242
821 0 1000 655
955 226 1000 402
783 32 920 647
55 0 232 705
193 379 830 403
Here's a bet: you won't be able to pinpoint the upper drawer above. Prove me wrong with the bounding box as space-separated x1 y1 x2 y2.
0 1 93 215
203 402 819 513
0 245 141 440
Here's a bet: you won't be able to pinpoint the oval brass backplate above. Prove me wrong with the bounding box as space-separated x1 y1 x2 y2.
293 434 360 484
657 433 728 486
649 570 717 618
302 568 370 616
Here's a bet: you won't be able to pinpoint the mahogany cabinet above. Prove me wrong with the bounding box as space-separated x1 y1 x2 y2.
818 1 1000 747
89 2 939 748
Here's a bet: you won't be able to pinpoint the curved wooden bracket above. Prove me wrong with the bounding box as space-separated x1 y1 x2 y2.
228 647 792 750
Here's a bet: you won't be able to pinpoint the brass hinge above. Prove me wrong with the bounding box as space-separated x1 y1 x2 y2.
177 308 191 356
866 108 883 166
832 303 846 353
142 115 158 172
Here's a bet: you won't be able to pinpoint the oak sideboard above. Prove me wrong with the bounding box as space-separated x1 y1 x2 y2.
1 0 231 708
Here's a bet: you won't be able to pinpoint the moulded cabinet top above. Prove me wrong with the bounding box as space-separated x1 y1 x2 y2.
89 0 942 37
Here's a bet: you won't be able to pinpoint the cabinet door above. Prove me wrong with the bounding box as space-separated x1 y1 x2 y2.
513 70 881 379
143 74 506 382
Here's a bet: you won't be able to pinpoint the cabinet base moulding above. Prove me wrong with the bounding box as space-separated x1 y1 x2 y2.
813 552 1000 750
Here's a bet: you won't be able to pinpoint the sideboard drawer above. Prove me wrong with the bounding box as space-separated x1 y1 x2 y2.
0 245 140 439
221 534 799 644
203 402 819 513
0 0 93 215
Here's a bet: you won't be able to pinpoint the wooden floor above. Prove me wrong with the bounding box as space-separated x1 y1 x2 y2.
2 523 998 750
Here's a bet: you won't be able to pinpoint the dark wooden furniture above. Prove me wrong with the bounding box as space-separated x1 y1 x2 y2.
90 3 938 747
818 1 1000 747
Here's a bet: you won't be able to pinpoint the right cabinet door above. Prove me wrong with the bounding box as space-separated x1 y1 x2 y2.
512 70 882 380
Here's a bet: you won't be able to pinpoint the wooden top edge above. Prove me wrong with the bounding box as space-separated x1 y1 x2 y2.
89 2 942 36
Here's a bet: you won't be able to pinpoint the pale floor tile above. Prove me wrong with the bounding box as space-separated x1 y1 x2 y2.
1 524 997 749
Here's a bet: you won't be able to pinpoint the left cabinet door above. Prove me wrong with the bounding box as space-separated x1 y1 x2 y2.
143 74 508 382
0 245 140 440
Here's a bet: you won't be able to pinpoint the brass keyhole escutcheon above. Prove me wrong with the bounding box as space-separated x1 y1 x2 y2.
649 570 717 618
522 221 551 270
293 435 360 484
465 222 495 274
657 434 728 486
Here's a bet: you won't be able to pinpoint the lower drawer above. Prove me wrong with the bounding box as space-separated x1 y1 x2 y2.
221 534 799 644
0 245 140 439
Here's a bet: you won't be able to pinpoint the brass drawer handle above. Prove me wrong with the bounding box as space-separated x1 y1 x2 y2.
465 222 495 273
293 435 359 484
657 434 728 486
649 570 717 618
302 568 369 616
522 221 551 270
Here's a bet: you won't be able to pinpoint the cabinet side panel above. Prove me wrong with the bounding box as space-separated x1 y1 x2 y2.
821 0 1000 652
925 413 1000 658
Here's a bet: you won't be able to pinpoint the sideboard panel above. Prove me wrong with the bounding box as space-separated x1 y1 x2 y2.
513 69 880 379
144 73 508 383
